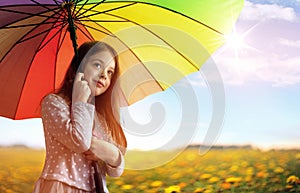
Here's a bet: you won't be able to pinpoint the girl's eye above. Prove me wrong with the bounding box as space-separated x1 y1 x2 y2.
94 63 102 69
108 70 114 77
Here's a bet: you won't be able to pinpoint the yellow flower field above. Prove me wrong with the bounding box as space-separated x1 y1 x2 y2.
0 147 299 193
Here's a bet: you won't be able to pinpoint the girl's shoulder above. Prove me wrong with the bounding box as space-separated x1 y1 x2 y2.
42 93 70 106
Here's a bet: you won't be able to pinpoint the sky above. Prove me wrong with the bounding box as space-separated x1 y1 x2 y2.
210 0 300 149
0 0 299 151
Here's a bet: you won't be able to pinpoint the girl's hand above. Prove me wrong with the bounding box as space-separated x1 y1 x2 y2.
84 136 121 167
83 150 98 161
72 72 91 103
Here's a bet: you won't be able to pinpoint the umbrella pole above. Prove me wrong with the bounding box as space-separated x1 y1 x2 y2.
64 1 79 66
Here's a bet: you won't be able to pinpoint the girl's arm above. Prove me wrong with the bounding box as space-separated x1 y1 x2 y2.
41 94 94 153
84 136 125 177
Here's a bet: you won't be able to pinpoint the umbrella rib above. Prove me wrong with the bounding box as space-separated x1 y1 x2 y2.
71 0 80 19
37 23 68 52
29 0 68 21
0 7 61 21
30 0 62 16
75 0 105 19
75 15 165 91
83 24 165 91
0 5 67 31
30 0 67 19
0 9 63 63
57 27 69 51
107 12 200 71
52 0 61 6
11 3 67 44
100 1 224 36
74 23 94 41
2 21 63 29
76 2 136 20
14 19 66 117
155 2 223 35
73 0 89 20
73 0 90 18
13 22 59 119
78 19 127 22
75 21 115 37
18 22 65 44
53 22 64 93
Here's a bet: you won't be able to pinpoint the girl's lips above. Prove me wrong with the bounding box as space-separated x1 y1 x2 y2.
96 81 104 87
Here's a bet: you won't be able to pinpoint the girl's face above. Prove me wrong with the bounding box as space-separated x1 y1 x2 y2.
82 49 116 97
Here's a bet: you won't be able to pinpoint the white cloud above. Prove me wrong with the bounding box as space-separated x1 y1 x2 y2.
240 1 298 22
213 52 300 87
259 55 300 87
278 38 300 48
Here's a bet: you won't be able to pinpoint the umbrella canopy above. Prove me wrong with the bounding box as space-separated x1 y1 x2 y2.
0 0 244 120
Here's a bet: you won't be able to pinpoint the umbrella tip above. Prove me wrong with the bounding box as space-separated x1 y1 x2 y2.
61 1 75 9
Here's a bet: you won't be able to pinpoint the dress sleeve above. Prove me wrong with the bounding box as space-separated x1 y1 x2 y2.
41 94 95 153
105 148 125 177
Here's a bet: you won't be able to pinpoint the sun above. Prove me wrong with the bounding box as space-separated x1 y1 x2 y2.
224 32 245 51
221 23 260 59
220 24 258 62
222 30 247 62
223 26 250 57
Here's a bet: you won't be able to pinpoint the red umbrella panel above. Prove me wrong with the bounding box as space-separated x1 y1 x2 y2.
0 25 92 119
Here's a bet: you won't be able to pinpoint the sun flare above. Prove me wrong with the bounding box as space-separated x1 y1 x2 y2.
225 32 245 50
221 23 260 58
219 25 258 62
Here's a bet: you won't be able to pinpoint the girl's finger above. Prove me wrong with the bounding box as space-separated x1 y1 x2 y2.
74 72 84 82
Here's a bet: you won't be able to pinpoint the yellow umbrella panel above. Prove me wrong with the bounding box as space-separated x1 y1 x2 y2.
80 0 244 105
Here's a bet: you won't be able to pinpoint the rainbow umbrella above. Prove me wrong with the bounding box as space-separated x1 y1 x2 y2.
0 0 244 120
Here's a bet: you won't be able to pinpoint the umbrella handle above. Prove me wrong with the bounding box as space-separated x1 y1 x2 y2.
92 161 105 193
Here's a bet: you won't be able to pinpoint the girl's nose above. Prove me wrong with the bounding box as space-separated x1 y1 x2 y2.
99 69 107 79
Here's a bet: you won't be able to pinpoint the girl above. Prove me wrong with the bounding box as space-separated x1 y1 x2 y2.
33 41 127 193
